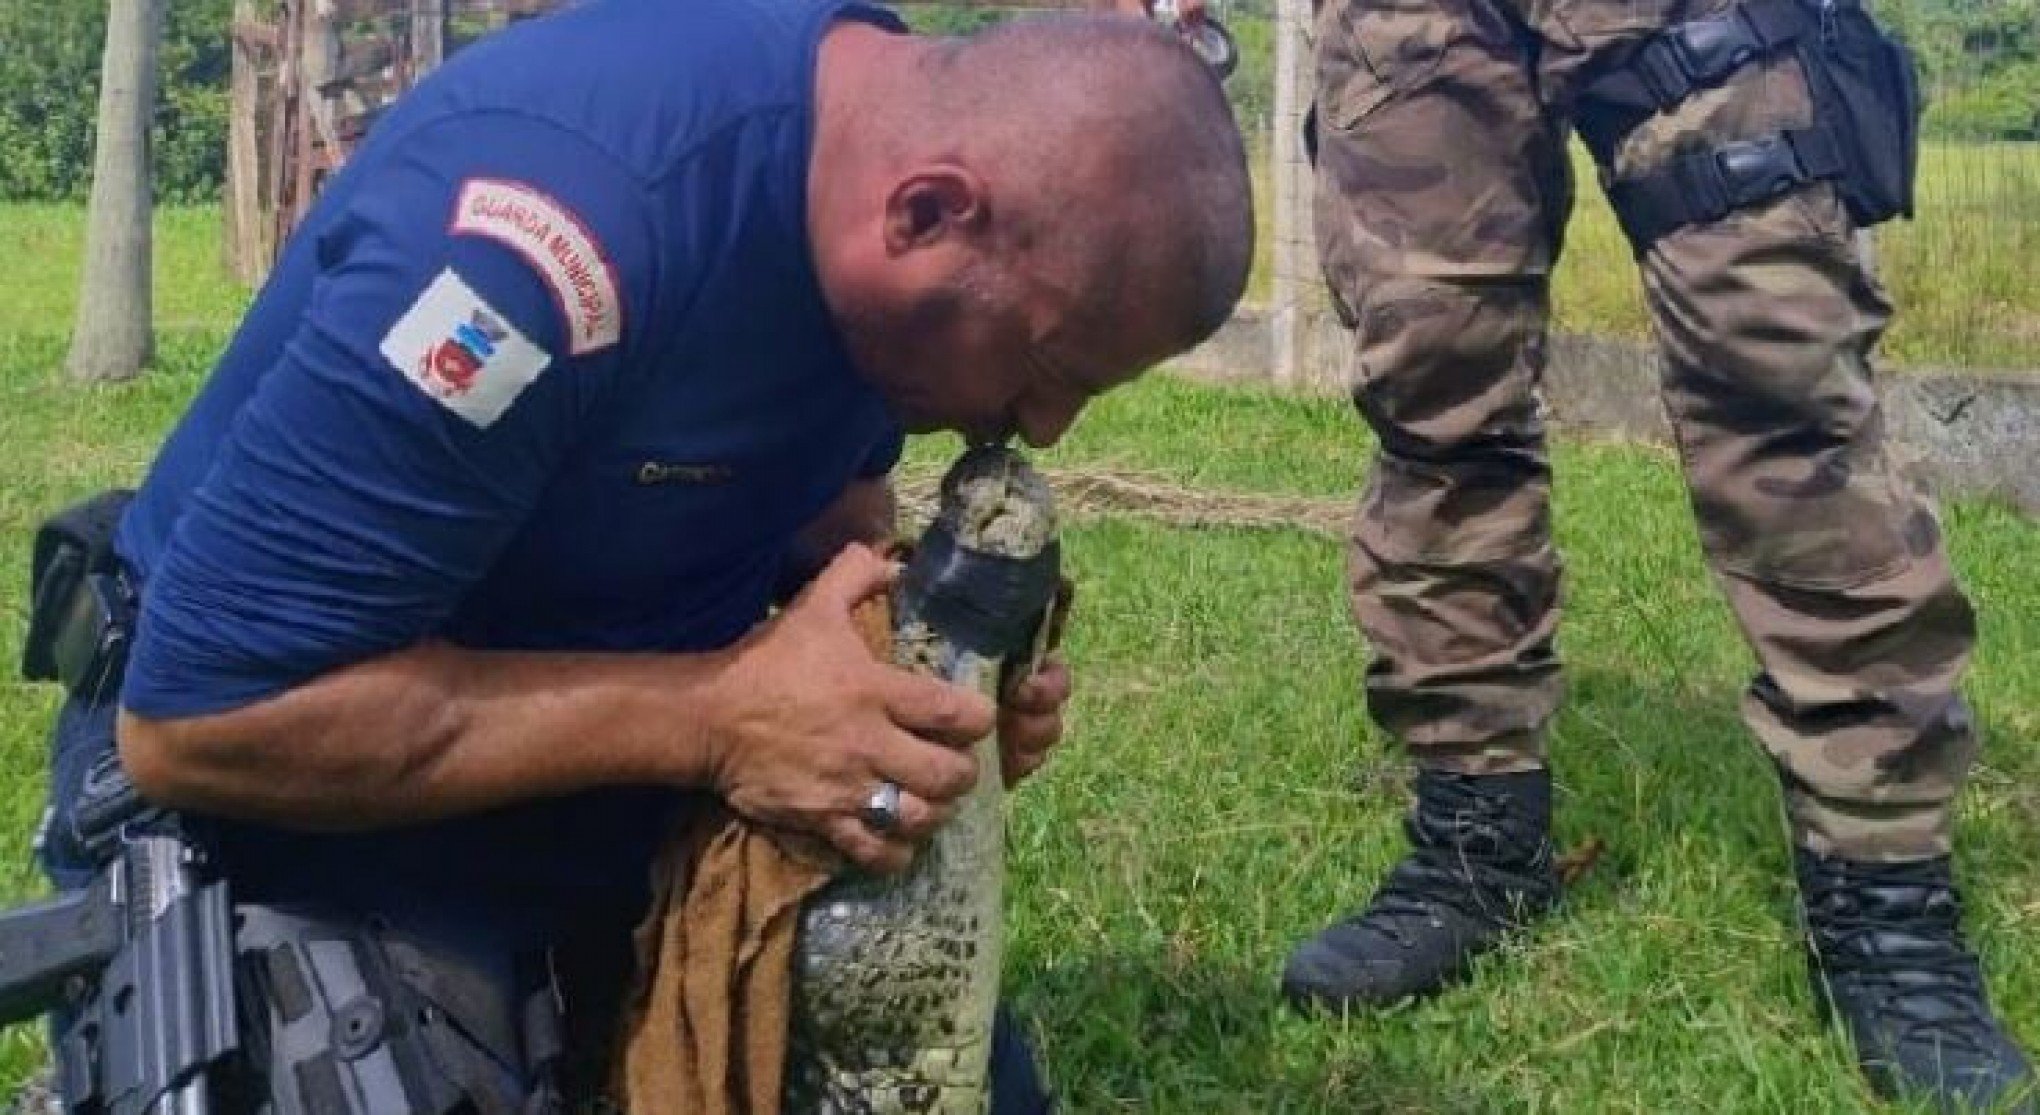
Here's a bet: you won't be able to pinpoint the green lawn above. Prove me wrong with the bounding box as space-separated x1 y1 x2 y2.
0 204 251 336
3 334 2035 1108
1551 140 2040 370
10 142 2040 372
973 382 2040 1112
0 203 2036 1109
1242 140 2040 371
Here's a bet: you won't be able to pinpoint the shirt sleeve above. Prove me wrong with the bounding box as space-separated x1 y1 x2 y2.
123 112 670 718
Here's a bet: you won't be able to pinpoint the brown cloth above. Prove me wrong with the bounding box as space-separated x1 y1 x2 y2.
605 599 892 1114
606 803 836 1114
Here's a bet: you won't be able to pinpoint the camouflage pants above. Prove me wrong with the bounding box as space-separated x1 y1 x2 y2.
1314 0 1977 860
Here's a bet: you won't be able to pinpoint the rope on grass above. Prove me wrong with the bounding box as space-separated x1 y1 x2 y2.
894 465 1351 539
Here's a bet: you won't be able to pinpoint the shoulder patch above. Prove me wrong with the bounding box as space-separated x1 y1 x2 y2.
381 269 553 428
451 178 623 356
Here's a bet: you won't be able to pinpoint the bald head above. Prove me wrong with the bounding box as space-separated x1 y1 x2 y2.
808 14 1255 445
908 16 1255 346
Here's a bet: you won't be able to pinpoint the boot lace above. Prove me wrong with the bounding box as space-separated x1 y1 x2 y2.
1363 775 1549 944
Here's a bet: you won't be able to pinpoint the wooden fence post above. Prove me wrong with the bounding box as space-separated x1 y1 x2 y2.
1269 0 1306 387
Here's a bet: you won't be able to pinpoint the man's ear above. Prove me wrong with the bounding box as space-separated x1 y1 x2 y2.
883 165 989 253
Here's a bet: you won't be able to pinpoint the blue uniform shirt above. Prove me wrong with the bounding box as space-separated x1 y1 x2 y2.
109 0 906 908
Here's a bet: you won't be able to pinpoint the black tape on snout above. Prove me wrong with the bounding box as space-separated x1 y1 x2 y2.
899 522 1062 660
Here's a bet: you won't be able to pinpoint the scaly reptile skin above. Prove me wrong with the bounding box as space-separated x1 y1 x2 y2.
785 446 1058 1115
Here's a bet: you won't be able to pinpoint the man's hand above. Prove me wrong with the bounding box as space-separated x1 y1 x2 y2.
778 477 896 603
707 544 995 875
998 656 1072 788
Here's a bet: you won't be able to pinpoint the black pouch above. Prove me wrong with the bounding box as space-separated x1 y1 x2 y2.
22 489 137 698
1798 0 1922 226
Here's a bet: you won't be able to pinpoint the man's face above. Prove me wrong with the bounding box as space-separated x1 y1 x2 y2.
832 253 1181 449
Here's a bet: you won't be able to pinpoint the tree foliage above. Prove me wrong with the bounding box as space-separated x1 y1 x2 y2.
1890 0 2040 139
0 0 2029 205
0 0 230 202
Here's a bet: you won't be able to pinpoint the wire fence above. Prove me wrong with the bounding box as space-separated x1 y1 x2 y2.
910 0 2040 373
247 1 2039 371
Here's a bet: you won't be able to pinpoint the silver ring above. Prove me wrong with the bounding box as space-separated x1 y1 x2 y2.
860 780 904 834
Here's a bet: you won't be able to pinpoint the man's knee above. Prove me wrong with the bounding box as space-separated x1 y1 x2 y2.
1346 277 1550 456
1671 384 1961 595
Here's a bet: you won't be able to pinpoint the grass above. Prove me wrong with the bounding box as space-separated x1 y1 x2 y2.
927 377 2040 1112
1550 140 2040 370
1244 139 2040 370
0 212 2036 1109
0 330 223 1085
11 141 2040 371
0 204 252 336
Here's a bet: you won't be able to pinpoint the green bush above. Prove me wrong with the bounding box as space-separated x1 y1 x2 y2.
1925 61 2040 140
0 0 2031 203
0 0 232 203
1224 8 1275 140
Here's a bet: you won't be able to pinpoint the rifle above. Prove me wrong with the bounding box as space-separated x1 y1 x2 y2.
7 489 505 1115
0 756 237 1115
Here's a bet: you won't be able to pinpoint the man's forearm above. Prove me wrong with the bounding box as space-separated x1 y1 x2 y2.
117 641 732 830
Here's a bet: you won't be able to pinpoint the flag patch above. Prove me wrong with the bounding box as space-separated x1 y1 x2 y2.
381 269 552 428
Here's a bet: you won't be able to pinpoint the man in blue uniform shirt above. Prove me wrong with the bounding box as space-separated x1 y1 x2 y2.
35 1 1253 1109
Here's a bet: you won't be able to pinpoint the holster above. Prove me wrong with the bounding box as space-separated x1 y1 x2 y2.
230 906 567 1115
19 491 569 1114
1800 0 1921 227
22 489 138 704
1578 0 1923 248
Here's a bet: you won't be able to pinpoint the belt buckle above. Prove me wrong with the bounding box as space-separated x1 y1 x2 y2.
1675 9 1763 87
1715 135 1803 208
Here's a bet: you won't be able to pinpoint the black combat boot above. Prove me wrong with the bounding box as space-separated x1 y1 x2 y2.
1799 851 2037 1114
1281 768 1559 1013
